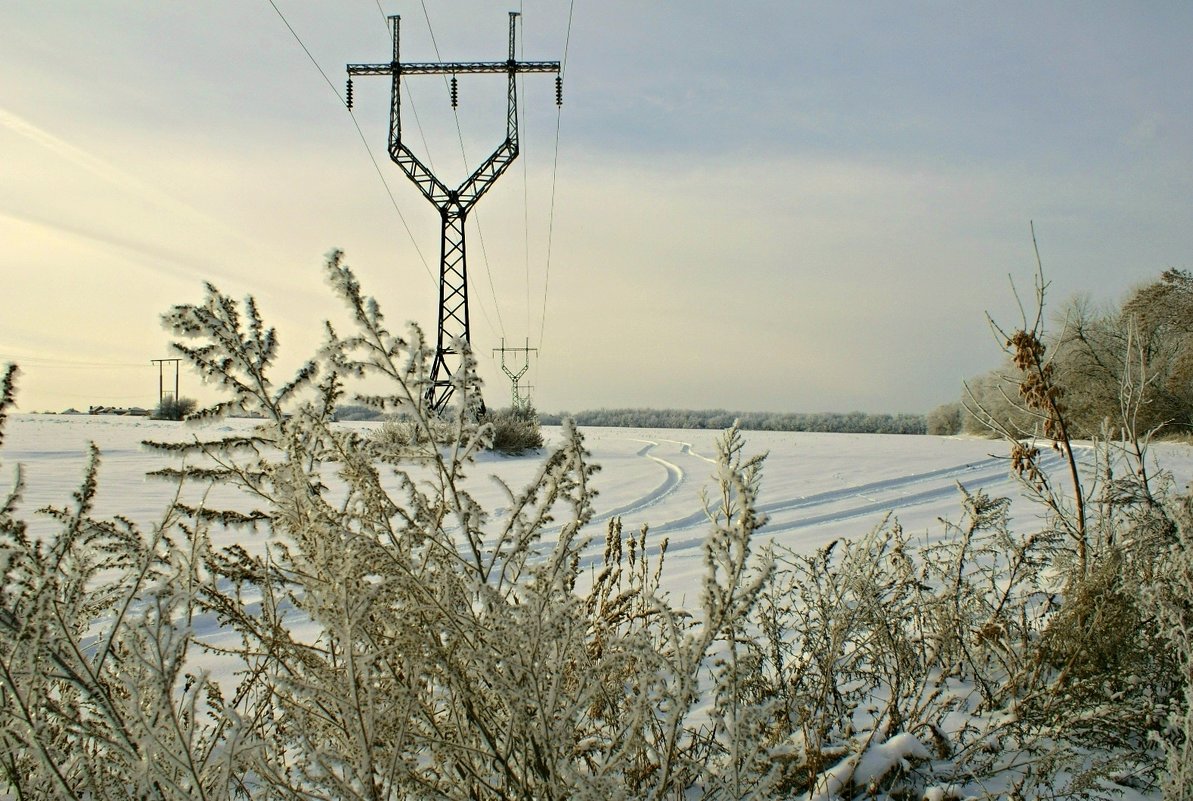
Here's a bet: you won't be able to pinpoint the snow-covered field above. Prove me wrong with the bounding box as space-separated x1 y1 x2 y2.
5 412 1193 594
4 412 1192 798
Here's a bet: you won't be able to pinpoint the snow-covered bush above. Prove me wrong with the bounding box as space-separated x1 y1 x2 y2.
0 250 1189 799
152 395 198 420
959 259 1189 796
367 414 456 456
1151 497 1193 800
0 361 220 797
926 401 964 435
481 405 545 454
0 253 778 799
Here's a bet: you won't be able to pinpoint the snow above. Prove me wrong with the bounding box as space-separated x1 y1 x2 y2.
7 413 1193 596
806 732 932 801
4 413 1191 798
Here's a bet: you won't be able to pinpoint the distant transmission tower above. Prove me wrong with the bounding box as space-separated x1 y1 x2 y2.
493 338 537 412
347 12 561 414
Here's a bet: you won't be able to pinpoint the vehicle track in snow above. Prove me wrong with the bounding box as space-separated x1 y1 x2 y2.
588 438 714 527
574 437 1068 565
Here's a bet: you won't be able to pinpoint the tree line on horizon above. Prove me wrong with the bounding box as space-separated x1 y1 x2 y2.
539 407 927 434
337 404 927 434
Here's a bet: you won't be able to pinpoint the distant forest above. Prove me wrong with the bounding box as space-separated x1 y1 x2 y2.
539 408 926 434
336 405 926 434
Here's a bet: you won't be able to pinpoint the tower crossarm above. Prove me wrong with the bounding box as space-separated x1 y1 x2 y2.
347 61 560 76
346 15 559 214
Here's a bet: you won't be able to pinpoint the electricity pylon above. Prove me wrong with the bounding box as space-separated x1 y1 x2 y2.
347 12 560 414
493 338 537 412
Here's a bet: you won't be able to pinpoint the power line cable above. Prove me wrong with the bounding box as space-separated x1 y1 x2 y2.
0 355 149 370
265 0 434 284
56 393 159 402
520 0 532 342
404 84 440 176
535 0 575 393
419 0 507 344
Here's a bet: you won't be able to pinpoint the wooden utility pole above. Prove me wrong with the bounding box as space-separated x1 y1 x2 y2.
151 358 181 406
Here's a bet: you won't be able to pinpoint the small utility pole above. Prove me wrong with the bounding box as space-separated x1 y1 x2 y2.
493 338 537 412
347 12 561 414
150 358 180 406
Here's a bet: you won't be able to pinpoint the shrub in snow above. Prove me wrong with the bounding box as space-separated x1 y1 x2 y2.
367 414 457 456
0 254 777 799
1149 494 1193 800
480 404 545 454
152 394 198 420
0 250 1189 799
926 401 964 435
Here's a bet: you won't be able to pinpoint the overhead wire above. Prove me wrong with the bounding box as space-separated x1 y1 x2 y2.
270 0 572 405
265 0 435 284
519 0 532 343
51 393 154 402
418 0 507 345
0 355 149 370
533 0 575 396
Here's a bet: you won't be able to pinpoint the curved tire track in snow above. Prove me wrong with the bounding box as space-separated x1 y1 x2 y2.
565 433 1069 571
647 456 1007 536
591 440 686 526
674 440 716 465
637 451 1066 561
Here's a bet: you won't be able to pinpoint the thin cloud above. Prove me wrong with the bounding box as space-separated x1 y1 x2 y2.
0 105 305 289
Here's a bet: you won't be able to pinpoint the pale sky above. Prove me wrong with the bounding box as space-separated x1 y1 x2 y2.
3 2 1192 415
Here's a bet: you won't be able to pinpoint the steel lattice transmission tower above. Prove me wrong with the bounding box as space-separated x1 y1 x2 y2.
493 338 537 412
347 12 560 414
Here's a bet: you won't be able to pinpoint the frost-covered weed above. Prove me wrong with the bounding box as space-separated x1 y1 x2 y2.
1150 497 1193 801
0 253 775 800
959 255 1190 797
0 250 1190 799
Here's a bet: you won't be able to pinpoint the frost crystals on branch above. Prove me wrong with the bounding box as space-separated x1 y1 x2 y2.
1 246 1190 799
